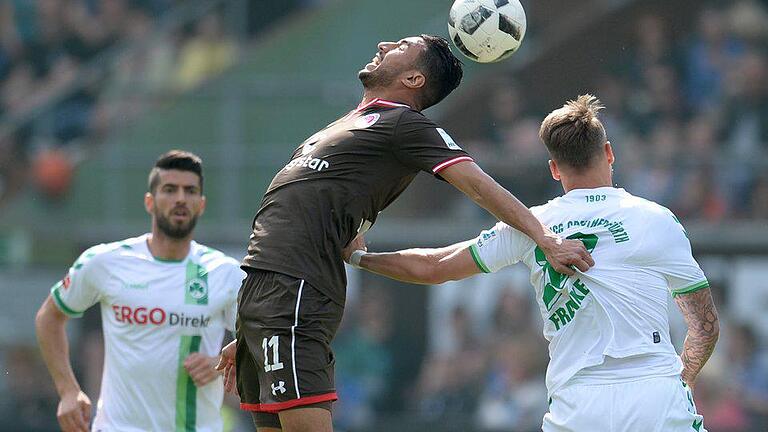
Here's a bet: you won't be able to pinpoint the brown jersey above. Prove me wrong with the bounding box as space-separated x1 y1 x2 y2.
242 99 473 305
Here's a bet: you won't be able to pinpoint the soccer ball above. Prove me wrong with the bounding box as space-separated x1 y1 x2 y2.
448 0 527 63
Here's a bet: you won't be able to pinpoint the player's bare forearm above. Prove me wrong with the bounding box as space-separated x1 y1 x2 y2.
674 288 719 386
359 241 478 284
439 162 592 274
35 296 82 397
440 162 546 242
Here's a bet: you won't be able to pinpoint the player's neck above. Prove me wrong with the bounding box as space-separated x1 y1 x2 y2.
146 232 192 261
360 89 415 110
561 173 613 193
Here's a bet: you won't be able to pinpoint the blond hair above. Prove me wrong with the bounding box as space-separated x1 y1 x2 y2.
539 94 607 169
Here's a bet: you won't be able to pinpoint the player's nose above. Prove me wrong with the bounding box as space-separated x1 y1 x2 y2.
174 189 188 203
377 41 395 52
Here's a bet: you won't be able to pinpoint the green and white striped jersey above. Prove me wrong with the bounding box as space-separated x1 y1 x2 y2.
51 234 245 432
469 187 708 397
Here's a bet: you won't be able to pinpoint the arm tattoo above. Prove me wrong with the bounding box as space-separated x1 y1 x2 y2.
675 288 719 385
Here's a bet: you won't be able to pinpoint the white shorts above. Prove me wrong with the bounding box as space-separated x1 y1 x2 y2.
543 376 706 432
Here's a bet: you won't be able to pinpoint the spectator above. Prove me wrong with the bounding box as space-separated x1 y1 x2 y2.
334 287 394 430
416 306 486 421
695 371 751 432
747 175 768 219
684 7 746 110
727 324 768 430
175 13 237 90
671 165 728 222
0 345 59 431
476 336 547 432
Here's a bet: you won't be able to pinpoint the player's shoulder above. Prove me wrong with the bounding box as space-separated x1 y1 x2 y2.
388 105 438 127
401 108 435 122
484 220 534 245
190 242 241 270
528 198 568 222
76 234 148 267
619 192 691 252
619 191 677 221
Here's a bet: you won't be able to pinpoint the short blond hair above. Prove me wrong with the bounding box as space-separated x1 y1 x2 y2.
539 94 607 169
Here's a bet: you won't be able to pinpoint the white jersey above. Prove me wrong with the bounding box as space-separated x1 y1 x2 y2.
50 234 245 432
469 187 708 397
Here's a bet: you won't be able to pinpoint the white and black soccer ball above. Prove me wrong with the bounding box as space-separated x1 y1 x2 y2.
448 0 527 63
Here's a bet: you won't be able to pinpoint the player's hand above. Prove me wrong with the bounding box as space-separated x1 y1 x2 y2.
540 234 594 276
184 353 221 387
216 340 238 394
57 390 91 432
342 234 367 263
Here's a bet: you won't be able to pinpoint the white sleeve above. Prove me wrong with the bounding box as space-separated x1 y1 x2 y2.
468 222 533 273
50 246 104 318
646 211 709 297
223 266 246 332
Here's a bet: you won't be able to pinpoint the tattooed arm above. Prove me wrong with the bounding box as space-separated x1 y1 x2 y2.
674 287 719 389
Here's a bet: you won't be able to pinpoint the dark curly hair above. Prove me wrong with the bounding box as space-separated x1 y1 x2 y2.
417 34 464 110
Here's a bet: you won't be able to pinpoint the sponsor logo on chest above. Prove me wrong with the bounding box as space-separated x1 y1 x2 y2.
110 304 212 328
284 154 330 172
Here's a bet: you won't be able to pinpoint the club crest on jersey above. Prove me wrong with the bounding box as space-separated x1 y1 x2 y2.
354 113 380 129
62 274 71 290
187 278 208 300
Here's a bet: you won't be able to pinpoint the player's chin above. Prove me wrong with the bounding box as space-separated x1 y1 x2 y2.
359 63 378 77
165 223 194 239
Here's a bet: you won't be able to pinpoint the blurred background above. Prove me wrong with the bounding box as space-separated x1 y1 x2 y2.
0 0 767 431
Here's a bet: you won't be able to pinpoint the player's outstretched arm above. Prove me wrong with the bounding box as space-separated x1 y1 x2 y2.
35 296 92 432
438 161 593 275
674 288 720 389
343 235 480 284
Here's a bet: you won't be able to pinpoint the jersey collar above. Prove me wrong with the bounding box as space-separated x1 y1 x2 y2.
562 186 626 198
141 233 194 264
355 98 410 112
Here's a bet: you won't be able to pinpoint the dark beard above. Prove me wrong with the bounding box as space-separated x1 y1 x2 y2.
358 66 397 90
156 212 197 239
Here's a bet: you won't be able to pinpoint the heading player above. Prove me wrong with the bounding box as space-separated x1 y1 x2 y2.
35 151 245 432
343 95 720 432
216 35 593 432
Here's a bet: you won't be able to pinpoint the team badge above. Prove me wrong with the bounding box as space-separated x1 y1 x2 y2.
354 113 380 129
187 278 208 300
62 274 71 290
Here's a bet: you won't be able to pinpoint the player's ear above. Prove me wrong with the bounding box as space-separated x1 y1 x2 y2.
605 141 615 165
402 70 425 89
144 192 154 214
548 160 561 181
198 195 207 216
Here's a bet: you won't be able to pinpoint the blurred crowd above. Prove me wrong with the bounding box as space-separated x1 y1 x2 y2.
470 1 768 222
0 0 313 206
